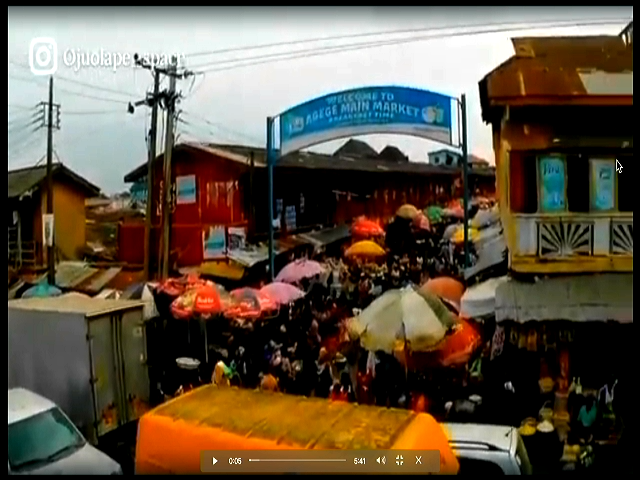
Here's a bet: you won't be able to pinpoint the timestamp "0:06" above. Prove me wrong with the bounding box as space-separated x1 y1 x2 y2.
229 457 242 465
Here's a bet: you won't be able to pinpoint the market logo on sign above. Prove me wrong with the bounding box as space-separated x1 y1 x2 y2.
289 117 305 134
422 105 445 125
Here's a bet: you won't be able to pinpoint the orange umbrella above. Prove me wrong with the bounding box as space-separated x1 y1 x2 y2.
345 240 386 259
352 217 384 238
421 277 465 310
437 319 482 367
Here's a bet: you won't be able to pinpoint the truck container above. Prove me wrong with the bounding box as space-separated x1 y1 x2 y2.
8 296 151 445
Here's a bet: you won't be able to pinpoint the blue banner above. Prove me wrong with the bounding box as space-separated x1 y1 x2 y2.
539 156 566 212
279 86 455 156
590 159 615 211
176 175 196 205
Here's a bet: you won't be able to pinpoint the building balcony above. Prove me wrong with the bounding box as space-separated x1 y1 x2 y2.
508 214 633 274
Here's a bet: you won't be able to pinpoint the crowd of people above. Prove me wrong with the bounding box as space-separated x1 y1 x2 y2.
156 199 498 419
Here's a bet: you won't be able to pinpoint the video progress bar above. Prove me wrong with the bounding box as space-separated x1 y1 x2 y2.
248 459 347 462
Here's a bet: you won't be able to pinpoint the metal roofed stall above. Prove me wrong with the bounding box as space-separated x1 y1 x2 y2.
494 274 633 323
8 296 151 445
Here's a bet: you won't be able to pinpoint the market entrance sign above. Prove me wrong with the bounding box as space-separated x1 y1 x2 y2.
266 85 470 279
279 86 456 156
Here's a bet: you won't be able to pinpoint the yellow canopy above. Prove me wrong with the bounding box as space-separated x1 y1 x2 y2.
345 240 386 258
396 204 420 220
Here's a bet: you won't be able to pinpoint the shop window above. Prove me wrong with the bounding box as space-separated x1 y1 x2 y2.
566 155 590 213
538 155 566 212
509 153 538 214
616 153 632 212
457 458 505 475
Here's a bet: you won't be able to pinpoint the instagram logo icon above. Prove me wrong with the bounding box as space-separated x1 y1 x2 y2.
29 38 58 75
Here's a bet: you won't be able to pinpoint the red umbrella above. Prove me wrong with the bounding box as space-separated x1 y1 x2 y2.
170 282 222 320
158 273 203 298
352 217 384 238
225 288 277 320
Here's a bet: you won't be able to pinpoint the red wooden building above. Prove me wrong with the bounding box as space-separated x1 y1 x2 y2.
120 140 495 268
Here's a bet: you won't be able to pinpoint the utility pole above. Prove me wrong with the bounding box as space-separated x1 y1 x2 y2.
45 76 55 286
143 70 161 281
161 58 178 280
130 54 192 281
460 94 470 270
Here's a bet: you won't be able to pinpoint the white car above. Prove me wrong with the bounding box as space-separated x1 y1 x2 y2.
444 423 533 475
8 388 122 475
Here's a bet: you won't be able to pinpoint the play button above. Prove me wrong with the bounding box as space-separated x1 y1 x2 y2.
212 458 218 465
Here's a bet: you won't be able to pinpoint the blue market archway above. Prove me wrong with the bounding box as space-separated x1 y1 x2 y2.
266 85 470 279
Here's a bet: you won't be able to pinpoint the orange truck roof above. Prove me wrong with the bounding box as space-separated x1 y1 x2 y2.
135 386 459 475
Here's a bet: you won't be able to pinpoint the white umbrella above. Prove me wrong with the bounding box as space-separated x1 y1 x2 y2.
460 276 508 318
348 287 458 354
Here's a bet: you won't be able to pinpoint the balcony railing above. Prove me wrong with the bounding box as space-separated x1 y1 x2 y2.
512 215 633 258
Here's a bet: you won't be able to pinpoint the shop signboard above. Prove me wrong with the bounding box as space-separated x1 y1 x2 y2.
284 205 297 231
539 156 566 212
42 214 54 247
176 175 197 205
203 225 226 259
279 86 455 156
590 159 616 211
228 226 247 251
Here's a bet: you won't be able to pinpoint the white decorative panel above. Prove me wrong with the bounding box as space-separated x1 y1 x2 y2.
515 217 537 255
592 218 611 255
611 221 633 255
538 221 594 258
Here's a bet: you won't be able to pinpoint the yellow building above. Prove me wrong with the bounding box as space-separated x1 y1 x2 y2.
8 163 101 268
478 34 632 275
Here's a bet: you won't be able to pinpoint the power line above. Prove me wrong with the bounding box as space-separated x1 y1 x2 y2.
9 60 138 99
180 112 262 144
8 111 42 129
186 16 630 59
62 109 124 115
8 104 37 111
177 119 235 144
9 118 44 137
9 131 45 158
10 74 130 105
192 19 629 74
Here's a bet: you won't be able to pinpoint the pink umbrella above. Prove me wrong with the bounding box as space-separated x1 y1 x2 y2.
275 259 325 284
260 282 305 306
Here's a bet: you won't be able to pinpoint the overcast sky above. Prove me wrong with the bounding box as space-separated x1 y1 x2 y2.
8 7 632 194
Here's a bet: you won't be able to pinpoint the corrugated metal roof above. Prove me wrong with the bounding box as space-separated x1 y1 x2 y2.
479 35 633 119
55 262 99 289
80 267 123 294
296 224 351 248
8 296 145 317
8 164 101 199
495 274 633 323
227 238 307 268
124 142 491 183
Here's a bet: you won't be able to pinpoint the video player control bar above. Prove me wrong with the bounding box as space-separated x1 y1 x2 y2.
200 450 440 473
